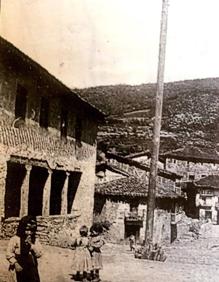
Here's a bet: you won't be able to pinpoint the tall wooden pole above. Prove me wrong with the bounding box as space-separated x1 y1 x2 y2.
145 0 169 245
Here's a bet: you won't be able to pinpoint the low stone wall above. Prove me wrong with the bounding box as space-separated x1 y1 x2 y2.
172 213 213 242
0 213 81 247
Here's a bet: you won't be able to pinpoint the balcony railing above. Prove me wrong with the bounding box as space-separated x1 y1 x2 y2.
125 211 144 226
200 202 212 207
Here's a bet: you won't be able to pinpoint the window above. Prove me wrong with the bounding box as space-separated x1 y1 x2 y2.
75 116 82 143
189 174 195 181
15 84 27 120
40 97 49 128
60 108 68 138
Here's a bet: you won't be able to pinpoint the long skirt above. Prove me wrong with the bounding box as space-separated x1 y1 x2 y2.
12 254 40 282
72 247 92 274
91 252 103 270
9 265 40 282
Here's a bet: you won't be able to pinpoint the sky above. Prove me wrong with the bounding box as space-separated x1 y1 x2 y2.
1 0 219 88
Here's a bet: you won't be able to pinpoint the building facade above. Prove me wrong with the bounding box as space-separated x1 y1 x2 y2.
160 146 219 219
94 152 184 244
0 37 104 242
194 175 219 224
161 146 219 182
94 175 184 244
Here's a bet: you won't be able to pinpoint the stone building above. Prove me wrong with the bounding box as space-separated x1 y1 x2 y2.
161 146 219 181
160 146 219 218
0 36 104 242
94 153 184 244
193 175 219 224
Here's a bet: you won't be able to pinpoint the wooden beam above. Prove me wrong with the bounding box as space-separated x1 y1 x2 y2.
145 0 169 245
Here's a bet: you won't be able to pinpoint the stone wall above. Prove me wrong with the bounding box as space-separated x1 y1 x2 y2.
166 158 219 181
0 143 96 230
94 197 172 244
0 56 98 146
72 151 97 230
0 213 81 247
0 46 99 230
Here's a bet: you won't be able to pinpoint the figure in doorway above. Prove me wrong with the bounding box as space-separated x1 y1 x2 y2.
129 234 136 252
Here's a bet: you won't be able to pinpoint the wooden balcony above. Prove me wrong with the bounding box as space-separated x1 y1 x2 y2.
125 211 144 227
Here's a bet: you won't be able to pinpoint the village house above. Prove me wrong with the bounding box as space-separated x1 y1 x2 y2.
160 146 219 218
94 152 184 244
191 175 219 224
161 146 219 181
0 36 104 242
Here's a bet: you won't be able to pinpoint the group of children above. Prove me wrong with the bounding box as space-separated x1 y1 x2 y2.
6 216 105 282
71 222 105 282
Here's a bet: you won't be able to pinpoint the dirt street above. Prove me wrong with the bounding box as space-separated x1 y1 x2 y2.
1 225 219 282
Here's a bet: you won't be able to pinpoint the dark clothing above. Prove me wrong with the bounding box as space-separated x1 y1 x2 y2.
7 235 42 282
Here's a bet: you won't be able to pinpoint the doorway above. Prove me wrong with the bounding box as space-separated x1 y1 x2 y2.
5 162 26 218
125 224 140 242
28 166 48 216
50 170 66 215
205 210 212 221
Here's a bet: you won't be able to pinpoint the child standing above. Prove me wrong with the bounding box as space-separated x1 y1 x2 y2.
72 225 92 282
89 223 105 282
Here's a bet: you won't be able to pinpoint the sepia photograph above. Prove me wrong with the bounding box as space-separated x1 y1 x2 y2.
0 0 219 281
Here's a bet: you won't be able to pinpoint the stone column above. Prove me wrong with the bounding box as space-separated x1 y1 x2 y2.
42 169 52 216
0 156 7 217
61 172 70 215
20 164 32 217
0 156 8 234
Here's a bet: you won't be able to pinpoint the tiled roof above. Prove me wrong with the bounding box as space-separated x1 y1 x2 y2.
162 146 219 163
95 176 181 198
194 175 219 189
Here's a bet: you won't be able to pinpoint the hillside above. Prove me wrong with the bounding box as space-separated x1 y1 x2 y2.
75 78 219 155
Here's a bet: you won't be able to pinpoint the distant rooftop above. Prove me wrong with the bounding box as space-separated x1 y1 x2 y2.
161 146 219 163
194 175 219 189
